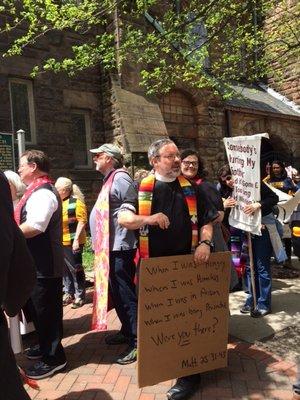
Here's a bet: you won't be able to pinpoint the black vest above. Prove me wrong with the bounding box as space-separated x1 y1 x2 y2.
21 183 64 278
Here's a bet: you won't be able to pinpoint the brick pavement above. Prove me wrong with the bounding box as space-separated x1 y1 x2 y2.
22 290 297 400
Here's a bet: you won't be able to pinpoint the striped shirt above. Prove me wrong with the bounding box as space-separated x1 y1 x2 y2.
62 196 87 246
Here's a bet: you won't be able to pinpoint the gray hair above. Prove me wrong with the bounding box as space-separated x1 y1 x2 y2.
111 157 124 169
4 170 26 198
55 177 85 202
148 138 175 165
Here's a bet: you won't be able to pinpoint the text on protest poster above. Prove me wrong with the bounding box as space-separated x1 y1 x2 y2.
223 133 269 235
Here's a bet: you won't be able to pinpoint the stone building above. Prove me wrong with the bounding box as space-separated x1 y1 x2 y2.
0 6 299 208
0 27 105 205
264 0 299 106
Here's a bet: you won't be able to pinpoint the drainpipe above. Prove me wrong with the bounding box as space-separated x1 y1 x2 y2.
225 109 232 137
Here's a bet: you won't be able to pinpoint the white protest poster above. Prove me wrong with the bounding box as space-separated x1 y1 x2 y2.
265 184 300 223
223 133 269 235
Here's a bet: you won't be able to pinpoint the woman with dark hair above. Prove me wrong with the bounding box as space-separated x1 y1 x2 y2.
218 164 279 317
180 148 207 184
180 151 239 290
217 165 247 289
265 160 297 266
266 160 297 195
180 149 221 217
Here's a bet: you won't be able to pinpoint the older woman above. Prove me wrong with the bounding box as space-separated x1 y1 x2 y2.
55 177 87 308
4 170 26 207
4 171 35 338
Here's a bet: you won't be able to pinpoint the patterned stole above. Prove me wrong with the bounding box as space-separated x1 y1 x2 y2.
138 174 198 259
91 169 126 331
66 196 77 243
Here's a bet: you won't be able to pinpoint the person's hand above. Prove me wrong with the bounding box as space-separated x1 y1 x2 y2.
194 243 211 263
223 197 236 209
72 239 80 252
243 202 261 215
146 213 170 229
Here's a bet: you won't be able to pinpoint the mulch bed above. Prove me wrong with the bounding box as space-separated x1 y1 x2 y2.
272 263 300 279
254 326 300 364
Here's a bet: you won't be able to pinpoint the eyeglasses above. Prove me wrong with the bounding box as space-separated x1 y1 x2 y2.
156 154 181 161
221 175 232 181
182 160 199 167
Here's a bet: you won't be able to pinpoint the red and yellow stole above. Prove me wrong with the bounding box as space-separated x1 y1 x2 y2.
138 174 198 259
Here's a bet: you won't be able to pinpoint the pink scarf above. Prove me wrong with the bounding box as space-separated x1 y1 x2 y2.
91 169 127 331
14 176 53 225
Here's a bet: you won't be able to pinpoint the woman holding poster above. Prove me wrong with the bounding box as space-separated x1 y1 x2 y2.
242 181 278 317
217 165 248 291
223 134 279 317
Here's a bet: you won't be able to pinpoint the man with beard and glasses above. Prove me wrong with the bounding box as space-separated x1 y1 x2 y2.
118 139 218 400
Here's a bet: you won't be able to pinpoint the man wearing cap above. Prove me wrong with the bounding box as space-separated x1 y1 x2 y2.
90 143 138 364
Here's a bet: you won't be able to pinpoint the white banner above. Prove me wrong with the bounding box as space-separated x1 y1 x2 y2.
265 184 300 223
223 133 269 235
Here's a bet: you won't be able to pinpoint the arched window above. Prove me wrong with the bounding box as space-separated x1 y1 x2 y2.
159 90 197 148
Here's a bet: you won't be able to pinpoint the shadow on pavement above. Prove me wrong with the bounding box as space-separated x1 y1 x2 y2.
55 388 113 399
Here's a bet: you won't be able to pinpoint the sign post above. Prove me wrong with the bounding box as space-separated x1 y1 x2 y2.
17 129 25 159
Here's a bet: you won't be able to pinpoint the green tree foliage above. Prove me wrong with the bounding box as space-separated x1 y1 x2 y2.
0 0 299 95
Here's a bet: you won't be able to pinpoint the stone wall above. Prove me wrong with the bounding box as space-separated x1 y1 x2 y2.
158 88 228 180
265 0 300 105
229 110 300 169
0 24 105 209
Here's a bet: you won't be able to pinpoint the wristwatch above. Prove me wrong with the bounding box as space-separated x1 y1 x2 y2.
199 240 213 249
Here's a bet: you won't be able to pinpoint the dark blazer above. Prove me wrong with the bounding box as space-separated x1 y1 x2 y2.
0 171 36 316
0 171 35 400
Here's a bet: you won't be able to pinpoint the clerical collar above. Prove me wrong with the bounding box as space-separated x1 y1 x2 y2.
154 171 177 182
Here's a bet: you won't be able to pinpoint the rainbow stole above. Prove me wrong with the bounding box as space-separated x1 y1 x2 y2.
138 174 198 258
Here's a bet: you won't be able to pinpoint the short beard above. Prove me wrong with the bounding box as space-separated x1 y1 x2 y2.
166 168 181 179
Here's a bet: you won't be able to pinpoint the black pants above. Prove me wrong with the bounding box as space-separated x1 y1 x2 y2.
30 277 66 365
109 249 137 347
0 310 31 400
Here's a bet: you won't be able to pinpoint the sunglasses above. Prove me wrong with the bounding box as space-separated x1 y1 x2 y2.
221 175 232 181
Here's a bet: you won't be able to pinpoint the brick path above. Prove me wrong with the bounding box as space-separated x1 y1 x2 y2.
22 290 297 400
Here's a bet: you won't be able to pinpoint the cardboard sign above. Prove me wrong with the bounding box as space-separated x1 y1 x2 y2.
137 252 231 388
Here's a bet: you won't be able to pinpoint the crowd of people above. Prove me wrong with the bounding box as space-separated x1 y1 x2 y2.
1 138 300 400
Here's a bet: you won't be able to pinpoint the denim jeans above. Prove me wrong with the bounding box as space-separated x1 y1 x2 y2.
63 246 85 300
109 249 137 347
244 228 273 311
